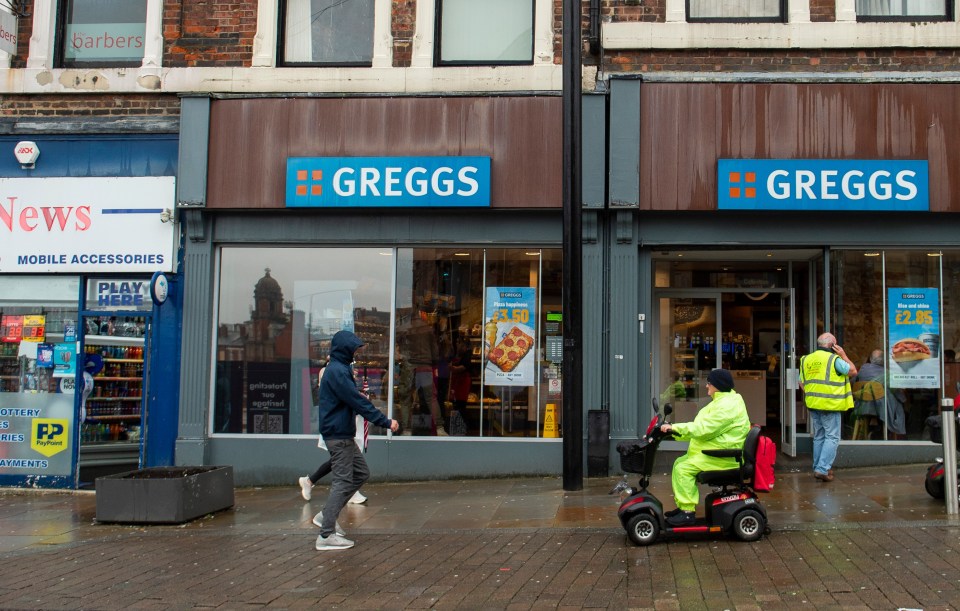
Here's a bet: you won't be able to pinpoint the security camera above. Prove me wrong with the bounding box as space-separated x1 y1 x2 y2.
14 141 39 169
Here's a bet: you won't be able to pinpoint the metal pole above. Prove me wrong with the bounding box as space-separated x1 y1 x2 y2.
942 397 958 515
561 0 583 491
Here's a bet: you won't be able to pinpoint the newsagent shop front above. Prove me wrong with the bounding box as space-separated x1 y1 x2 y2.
0 135 182 488
173 96 571 484
598 79 960 467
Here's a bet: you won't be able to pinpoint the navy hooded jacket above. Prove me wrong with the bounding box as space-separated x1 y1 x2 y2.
319 330 391 440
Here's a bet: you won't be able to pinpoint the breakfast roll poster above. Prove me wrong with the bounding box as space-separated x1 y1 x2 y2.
888 287 940 389
484 287 537 387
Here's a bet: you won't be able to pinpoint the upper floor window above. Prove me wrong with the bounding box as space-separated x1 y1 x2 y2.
435 0 534 66
57 0 146 67
856 0 951 21
279 0 375 66
687 0 784 22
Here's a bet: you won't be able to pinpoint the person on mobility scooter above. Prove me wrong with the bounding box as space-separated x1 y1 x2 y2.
660 368 751 526
615 369 769 545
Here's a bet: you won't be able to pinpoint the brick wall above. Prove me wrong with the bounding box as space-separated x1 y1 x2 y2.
810 0 836 22
0 95 181 118
392 0 416 67
163 0 256 67
10 0 32 69
603 49 960 74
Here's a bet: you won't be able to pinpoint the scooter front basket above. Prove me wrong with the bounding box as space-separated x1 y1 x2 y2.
617 439 649 473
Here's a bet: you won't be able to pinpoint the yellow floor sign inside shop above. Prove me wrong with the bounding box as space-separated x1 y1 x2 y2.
543 403 558 438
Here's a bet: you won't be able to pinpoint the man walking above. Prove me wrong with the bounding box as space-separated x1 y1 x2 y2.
316 330 399 551
800 332 857 482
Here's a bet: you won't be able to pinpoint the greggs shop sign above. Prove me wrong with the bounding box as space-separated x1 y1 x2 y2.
718 159 929 211
286 156 491 208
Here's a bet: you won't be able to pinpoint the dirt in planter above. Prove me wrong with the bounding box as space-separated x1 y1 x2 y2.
118 467 218 479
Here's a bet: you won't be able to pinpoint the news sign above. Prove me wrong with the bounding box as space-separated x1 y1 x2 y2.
0 177 176 273
718 159 929 211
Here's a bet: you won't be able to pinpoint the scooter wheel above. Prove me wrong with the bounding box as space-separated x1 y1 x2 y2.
626 512 660 546
925 465 945 499
732 509 765 542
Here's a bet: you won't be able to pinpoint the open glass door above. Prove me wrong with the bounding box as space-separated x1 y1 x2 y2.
780 289 797 456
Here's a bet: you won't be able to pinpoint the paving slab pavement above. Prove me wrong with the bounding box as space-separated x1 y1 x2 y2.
2 463 960 609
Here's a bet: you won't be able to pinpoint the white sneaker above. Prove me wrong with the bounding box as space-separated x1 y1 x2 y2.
349 491 367 504
298 476 313 501
436 427 449 437
315 533 354 550
312 511 345 536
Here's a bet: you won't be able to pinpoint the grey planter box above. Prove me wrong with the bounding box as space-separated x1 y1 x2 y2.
95 466 234 524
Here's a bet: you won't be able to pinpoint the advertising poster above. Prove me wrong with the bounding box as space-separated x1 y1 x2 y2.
21 315 45 342
0 393 75 478
53 344 76 378
888 287 940 389
484 287 537 387
1 315 23 343
245 363 291 434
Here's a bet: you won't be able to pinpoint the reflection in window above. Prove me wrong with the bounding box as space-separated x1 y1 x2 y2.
856 0 949 20
281 0 375 65
436 0 534 65
214 249 392 435
212 247 563 438
688 0 783 22
59 0 146 67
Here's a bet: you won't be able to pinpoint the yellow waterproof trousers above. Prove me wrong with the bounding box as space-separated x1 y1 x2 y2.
670 452 739 511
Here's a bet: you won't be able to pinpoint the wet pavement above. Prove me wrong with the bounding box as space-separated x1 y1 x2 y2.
2 463 960 609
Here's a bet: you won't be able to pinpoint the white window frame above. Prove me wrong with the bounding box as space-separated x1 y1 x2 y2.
27 0 163 70
254 0 392 67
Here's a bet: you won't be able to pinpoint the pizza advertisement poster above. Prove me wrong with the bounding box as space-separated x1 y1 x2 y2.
887 287 940 389
484 287 537 387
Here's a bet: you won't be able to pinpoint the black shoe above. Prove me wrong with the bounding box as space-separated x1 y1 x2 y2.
666 510 696 526
664 508 683 518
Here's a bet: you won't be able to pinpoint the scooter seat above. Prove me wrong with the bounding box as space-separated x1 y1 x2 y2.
697 468 741 486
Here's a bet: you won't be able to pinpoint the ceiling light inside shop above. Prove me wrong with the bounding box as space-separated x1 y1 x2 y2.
928 252 943 257
525 252 540 256
378 251 393 256
454 252 470 256
864 252 881 257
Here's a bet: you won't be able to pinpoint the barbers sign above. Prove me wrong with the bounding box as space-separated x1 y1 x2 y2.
0 9 17 55
718 159 929 211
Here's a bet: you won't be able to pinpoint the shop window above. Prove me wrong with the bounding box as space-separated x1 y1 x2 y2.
856 0 951 21
435 0 534 65
57 0 147 68
279 0 375 66
212 246 563 439
394 247 562 438
687 0 784 22
831 250 949 442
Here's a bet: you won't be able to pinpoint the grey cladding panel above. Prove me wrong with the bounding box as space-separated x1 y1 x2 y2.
608 79 640 208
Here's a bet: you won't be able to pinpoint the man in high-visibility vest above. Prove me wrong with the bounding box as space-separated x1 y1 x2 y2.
800 333 858 482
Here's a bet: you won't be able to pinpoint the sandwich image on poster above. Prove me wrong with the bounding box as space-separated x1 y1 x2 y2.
891 337 931 369
485 322 535 386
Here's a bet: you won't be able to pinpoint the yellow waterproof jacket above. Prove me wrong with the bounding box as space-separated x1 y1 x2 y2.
800 349 854 412
670 390 752 457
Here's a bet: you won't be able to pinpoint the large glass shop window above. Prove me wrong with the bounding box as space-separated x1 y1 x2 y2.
831 250 955 442
0 277 81 480
213 247 563 438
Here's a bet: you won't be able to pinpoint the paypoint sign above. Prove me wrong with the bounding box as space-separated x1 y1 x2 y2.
31 418 69 457
718 159 929 211
286 156 491 208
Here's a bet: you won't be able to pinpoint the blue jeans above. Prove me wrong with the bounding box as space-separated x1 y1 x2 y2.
810 409 841 475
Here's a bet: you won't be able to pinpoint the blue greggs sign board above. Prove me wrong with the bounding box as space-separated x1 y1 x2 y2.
286 156 491 208
717 159 929 211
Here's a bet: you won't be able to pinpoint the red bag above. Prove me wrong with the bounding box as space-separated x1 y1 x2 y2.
753 433 776 492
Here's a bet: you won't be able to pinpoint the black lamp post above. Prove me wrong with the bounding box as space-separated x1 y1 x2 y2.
561 0 583 491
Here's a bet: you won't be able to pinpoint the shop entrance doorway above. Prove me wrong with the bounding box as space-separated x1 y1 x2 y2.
652 250 818 456
78 313 149 483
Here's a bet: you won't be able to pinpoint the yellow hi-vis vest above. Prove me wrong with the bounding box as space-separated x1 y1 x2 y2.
800 350 854 411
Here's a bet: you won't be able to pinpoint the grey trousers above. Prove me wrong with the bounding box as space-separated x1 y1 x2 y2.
320 438 369 537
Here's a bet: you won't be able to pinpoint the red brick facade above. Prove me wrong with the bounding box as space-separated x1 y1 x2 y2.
0 95 180 118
